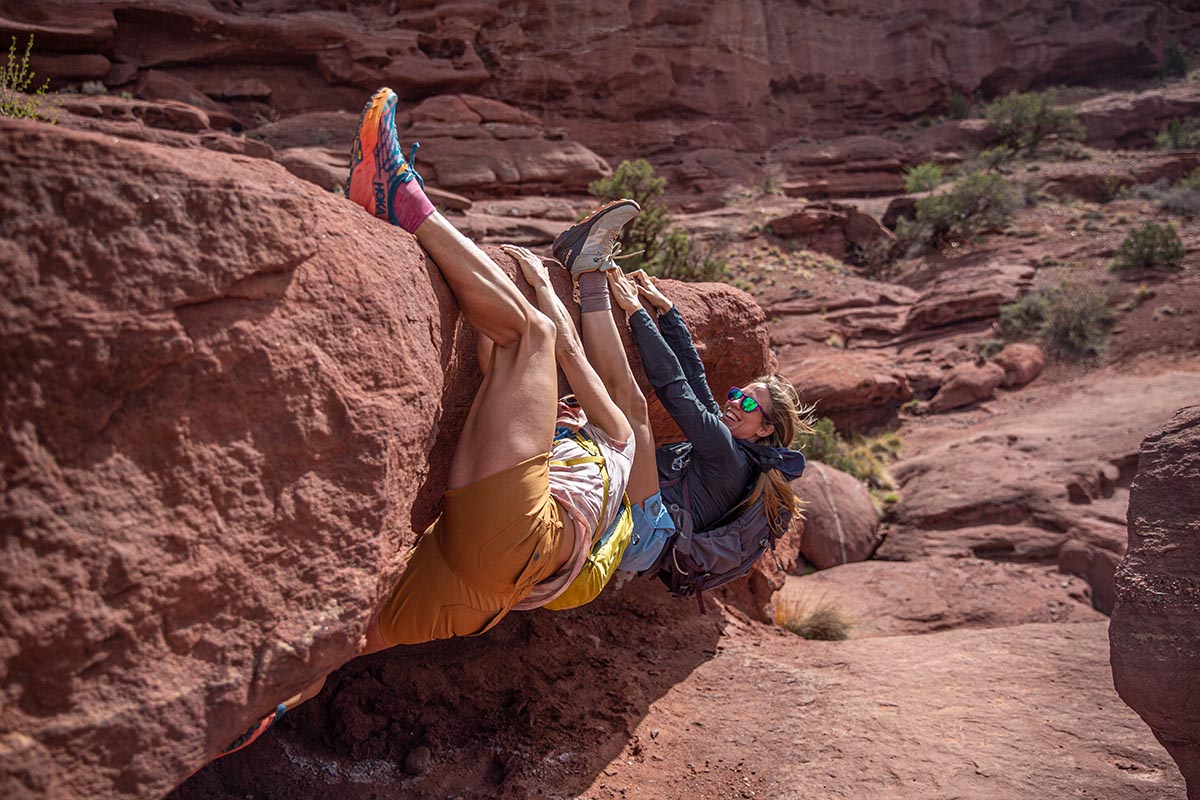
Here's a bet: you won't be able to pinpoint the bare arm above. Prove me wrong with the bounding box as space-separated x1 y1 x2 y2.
500 245 632 445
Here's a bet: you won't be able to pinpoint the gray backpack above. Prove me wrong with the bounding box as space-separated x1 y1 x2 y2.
652 468 790 612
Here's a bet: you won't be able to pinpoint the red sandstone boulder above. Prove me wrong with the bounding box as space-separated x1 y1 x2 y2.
1110 405 1200 797
1077 85 1200 149
0 117 770 799
766 202 895 261
928 361 1005 412
901 261 1034 338
792 462 881 569
992 342 1044 388
783 350 912 430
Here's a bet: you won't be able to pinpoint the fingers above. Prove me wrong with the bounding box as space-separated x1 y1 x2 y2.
628 269 653 287
499 244 536 265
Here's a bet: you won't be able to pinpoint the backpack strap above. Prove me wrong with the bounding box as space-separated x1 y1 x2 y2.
550 428 612 548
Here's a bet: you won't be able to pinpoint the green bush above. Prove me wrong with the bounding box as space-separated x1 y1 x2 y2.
903 162 944 194
1179 169 1200 192
1040 282 1114 359
1110 222 1185 271
1161 43 1190 79
999 283 1114 360
972 145 1016 172
1154 118 1200 150
985 89 1084 155
998 292 1047 339
1161 168 1200 217
792 417 901 490
909 171 1023 250
588 159 725 281
1 34 57 122
947 92 971 120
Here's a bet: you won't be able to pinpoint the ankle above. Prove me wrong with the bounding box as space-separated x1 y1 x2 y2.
577 270 611 312
391 178 435 233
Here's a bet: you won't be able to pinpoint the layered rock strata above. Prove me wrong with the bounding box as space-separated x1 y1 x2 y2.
1110 405 1200 797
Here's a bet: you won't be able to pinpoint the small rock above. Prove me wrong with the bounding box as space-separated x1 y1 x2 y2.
404 745 432 776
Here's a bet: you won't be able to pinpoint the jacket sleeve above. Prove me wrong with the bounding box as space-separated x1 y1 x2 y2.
657 306 720 414
628 308 740 467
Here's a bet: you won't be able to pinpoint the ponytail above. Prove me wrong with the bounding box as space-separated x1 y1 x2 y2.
739 374 816 532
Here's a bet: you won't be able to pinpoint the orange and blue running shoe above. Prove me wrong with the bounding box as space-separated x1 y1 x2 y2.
347 87 433 232
218 703 286 759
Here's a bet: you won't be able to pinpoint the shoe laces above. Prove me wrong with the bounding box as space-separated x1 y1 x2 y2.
402 141 426 189
595 228 642 265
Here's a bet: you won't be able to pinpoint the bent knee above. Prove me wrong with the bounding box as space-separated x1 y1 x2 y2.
518 306 556 350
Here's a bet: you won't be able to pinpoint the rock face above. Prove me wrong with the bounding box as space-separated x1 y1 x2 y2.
792 461 881 569
766 201 896 261
778 559 1103 639
4 0 1195 161
0 117 772 799
879 370 1200 614
928 360 1005 412
1110 405 1200 797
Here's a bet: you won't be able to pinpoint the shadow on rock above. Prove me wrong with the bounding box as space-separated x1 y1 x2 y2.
171 577 724 799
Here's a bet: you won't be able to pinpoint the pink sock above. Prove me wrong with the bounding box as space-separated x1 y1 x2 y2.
577 270 611 312
392 179 436 233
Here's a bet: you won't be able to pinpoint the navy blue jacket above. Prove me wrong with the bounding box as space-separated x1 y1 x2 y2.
628 306 805 532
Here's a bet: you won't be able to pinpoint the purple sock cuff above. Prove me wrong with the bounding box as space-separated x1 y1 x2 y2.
393 180 436 233
577 270 611 313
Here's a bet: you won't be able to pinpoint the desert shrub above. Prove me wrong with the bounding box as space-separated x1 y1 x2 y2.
1179 169 1200 192
1096 175 1129 204
909 171 1023 250
1109 222 1185 271
775 600 853 641
947 92 971 120
903 162 944 194
985 89 1084 155
793 418 901 490
998 292 1047 340
1160 168 1200 217
1040 282 1115 359
589 159 725 281
1161 43 1190 79
971 144 1016 173
1154 118 1200 150
1 34 57 122
1000 283 1114 360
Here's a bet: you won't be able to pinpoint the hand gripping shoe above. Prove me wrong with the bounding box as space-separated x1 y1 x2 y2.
552 199 641 277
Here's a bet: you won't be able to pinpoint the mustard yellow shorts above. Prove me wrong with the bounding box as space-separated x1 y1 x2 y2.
376 453 564 647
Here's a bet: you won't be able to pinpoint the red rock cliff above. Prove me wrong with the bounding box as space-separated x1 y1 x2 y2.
4 0 1197 158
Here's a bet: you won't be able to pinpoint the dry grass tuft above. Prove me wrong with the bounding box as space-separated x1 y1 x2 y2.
775 597 855 641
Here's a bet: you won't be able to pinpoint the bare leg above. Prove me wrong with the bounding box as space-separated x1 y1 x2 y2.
501 246 632 446
412 213 559 490
580 280 659 505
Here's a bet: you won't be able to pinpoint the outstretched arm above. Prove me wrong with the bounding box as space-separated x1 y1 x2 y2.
501 245 632 445
628 271 720 414
610 271 736 464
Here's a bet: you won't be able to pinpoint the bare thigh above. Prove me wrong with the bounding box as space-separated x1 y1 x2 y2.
448 313 558 489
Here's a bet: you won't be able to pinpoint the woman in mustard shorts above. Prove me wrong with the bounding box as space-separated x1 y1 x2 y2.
211 87 643 760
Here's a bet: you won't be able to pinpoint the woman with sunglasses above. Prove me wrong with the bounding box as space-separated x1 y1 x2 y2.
553 204 812 577
206 88 640 763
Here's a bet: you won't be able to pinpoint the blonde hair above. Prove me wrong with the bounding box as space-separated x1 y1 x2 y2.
739 374 816 533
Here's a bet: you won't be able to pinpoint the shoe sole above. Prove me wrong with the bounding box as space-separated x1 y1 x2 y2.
347 87 397 219
552 198 641 275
